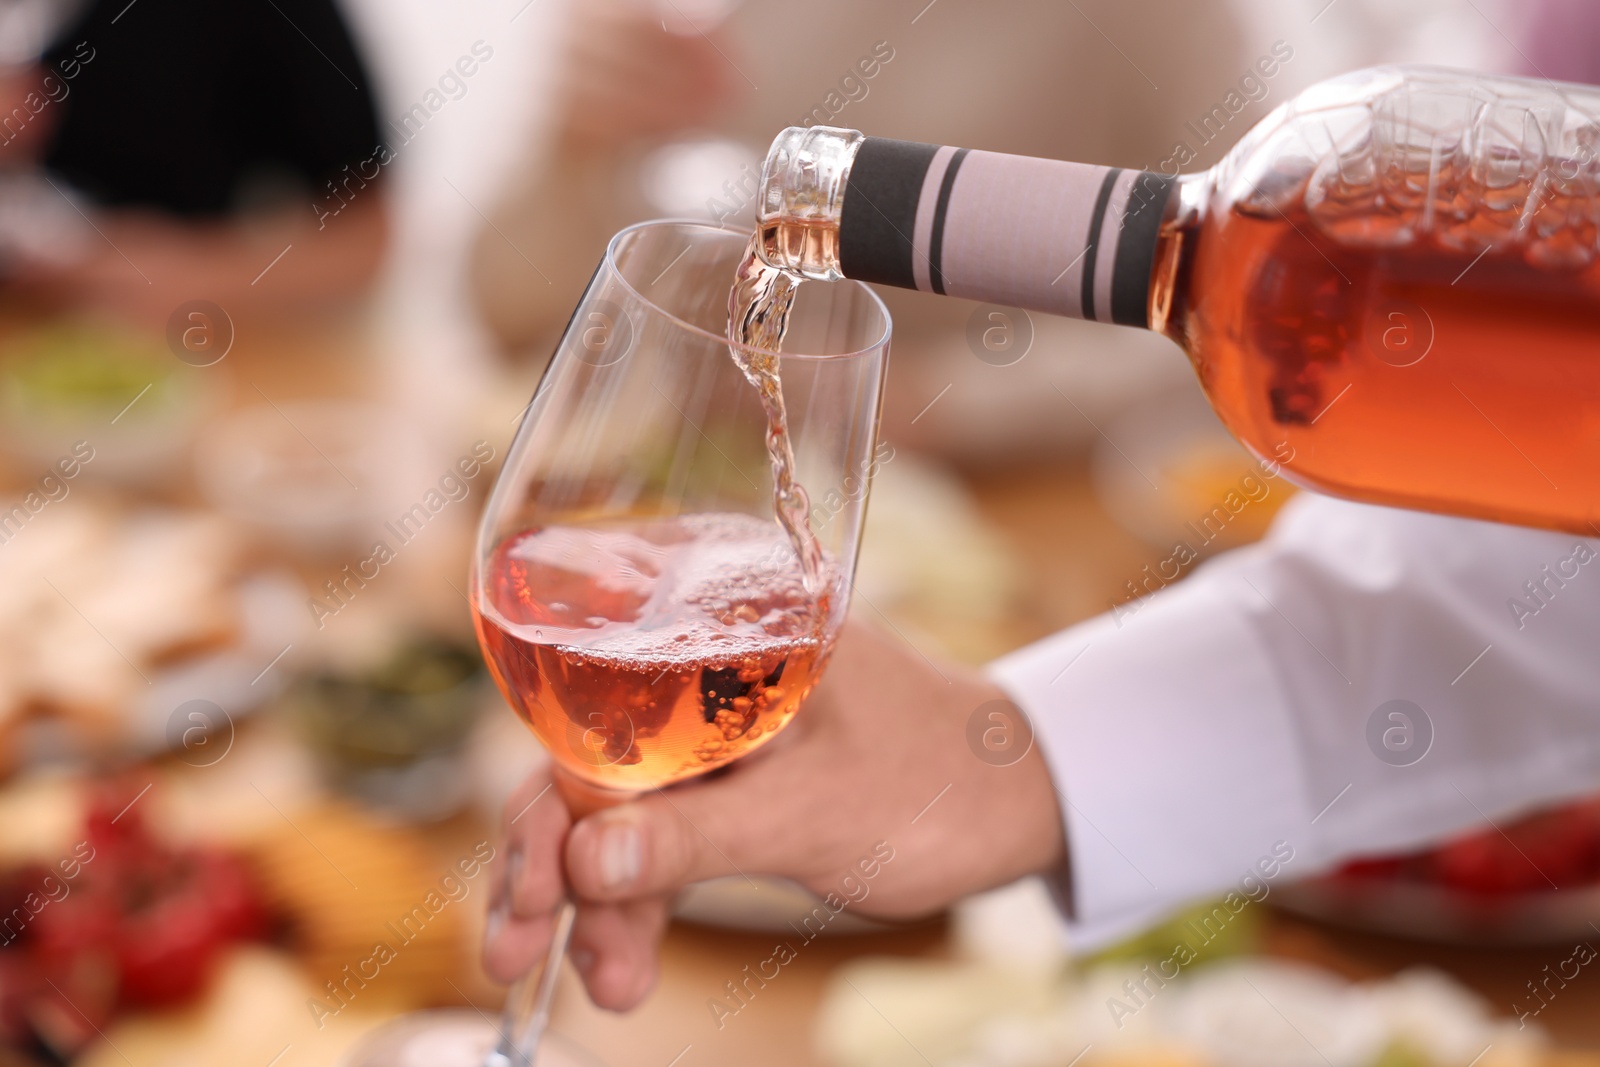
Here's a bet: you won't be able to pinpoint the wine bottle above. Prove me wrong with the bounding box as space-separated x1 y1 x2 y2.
755 66 1600 535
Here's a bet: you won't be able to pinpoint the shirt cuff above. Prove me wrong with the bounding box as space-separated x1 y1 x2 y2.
989 578 1307 952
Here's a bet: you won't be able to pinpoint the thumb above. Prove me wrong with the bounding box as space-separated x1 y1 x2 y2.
564 780 777 902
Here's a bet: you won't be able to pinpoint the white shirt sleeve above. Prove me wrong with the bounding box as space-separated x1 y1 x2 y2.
989 491 1600 951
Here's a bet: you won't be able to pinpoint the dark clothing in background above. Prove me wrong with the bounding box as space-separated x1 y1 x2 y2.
42 0 382 216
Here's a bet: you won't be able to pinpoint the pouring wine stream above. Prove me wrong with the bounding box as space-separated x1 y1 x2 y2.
727 236 824 594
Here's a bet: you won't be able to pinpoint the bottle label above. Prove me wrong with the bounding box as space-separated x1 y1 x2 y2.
840 138 1176 327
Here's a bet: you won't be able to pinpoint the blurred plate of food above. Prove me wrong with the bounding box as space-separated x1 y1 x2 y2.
338 1011 606 1067
816 952 1549 1067
0 777 271 1061
0 496 303 769
0 319 218 486
194 399 429 555
1277 796 1600 945
287 637 487 823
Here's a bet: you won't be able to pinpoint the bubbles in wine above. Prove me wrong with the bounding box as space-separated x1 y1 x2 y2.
490 512 816 650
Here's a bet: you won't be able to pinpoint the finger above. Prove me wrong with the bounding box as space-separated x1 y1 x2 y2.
500 768 571 920
563 759 814 903
481 907 555 985
569 897 670 1011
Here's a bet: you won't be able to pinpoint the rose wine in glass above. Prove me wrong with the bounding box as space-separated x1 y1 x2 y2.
473 513 833 792
340 220 889 1066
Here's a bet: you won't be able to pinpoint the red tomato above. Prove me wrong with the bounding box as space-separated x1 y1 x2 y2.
27 948 118 1058
2 775 272 1026
192 850 266 943
0 948 41 1045
1432 830 1532 895
114 882 225 1009
29 882 119 970
1334 855 1406 882
1429 809 1599 896
1502 807 1600 888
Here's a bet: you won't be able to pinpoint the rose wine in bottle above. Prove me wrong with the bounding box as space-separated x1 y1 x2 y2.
756 66 1600 535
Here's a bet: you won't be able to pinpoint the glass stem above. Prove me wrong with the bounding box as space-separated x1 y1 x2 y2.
486 899 577 1067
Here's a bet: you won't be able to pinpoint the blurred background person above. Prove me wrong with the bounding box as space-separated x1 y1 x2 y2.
0 0 390 330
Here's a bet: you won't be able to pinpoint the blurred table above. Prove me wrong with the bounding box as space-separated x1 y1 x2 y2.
34 453 1600 1065
6 301 1599 1064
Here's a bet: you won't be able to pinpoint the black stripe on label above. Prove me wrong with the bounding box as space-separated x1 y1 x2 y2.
1111 172 1177 328
927 147 970 295
840 137 940 291
1080 168 1122 324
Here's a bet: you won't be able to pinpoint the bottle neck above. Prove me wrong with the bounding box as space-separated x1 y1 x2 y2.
758 128 1187 330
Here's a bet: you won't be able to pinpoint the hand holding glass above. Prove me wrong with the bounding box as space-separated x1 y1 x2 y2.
341 220 889 1066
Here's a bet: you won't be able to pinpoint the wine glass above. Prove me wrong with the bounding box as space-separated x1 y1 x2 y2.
340 219 890 1066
